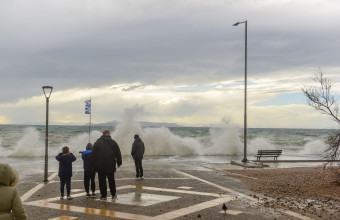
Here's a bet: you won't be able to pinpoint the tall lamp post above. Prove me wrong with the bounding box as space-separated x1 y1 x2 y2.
233 20 248 162
42 86 53 182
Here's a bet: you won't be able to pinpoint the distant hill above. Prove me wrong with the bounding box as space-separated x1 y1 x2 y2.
84 120 182 127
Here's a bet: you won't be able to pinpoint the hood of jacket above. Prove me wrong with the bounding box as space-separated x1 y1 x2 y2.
135 137 142 143
86 143 93 150
0 163 18 186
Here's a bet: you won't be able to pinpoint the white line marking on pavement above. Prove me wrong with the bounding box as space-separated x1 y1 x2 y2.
177 186 192 190
174 170 257 201
218 210 243 215
224 171 258 180
49 177 191 183
48 216 77 220
21 172 58 202
24 200 151 220
134 185 223 197
283 210 312 220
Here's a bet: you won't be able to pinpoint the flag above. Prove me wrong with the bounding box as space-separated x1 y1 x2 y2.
85 100 91 114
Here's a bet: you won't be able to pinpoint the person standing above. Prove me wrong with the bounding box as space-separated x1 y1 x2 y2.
81 143 96 198
131 134 145 180
56 146 76 200
92 129 122 200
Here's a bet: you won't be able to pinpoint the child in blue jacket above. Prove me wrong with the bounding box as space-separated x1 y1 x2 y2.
56 146 76 200
81 143 96 198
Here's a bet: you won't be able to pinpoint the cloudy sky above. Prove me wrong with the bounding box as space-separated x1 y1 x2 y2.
1 0 340 128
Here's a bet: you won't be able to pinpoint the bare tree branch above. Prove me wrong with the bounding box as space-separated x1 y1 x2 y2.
302 70 340 172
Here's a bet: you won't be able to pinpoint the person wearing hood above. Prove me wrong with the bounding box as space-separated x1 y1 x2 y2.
0 163 28 220
131 134 145 180
81 143 96 198
91 129 122 200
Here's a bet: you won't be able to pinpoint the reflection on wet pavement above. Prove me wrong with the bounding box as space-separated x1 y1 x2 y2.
111 192 180 206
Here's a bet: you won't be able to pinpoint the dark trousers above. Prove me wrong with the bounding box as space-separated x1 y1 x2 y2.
98 172 116 198
60 177 71 196
84 171 96 193
134 159 143 178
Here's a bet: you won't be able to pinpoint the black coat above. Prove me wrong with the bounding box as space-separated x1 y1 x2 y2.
56 153 76 179
91 135 122 173
131 137 145 160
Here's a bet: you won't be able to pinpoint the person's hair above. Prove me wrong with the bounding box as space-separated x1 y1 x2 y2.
62 146 69 154
134 134 139 139
103 129 110 135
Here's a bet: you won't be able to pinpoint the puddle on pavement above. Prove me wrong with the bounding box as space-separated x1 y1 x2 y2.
107 192 180 206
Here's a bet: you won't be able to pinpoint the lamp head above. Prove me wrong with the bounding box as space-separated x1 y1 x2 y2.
233 22 240 26
42 86 53 98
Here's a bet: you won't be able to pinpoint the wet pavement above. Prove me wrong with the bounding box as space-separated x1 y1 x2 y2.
15 157 321 220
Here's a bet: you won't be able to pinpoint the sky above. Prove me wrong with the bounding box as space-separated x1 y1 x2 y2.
1 0 340 128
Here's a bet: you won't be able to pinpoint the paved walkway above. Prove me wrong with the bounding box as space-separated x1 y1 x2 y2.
19 164 314 220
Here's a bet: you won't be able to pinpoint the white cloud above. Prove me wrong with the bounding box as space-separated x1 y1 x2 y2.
0 0 340 127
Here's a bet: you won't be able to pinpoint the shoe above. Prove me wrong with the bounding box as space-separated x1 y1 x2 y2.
135 177 140 180
60 196 64 200
112 194 117 199
91 192 96 198
100 197 107 200
86 193 91 198
67 196 73 200
140 176 144 180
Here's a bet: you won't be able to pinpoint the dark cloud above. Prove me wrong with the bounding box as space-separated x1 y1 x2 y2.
0 0 339 103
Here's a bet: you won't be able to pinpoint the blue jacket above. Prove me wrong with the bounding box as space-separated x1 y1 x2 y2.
81 150 94 172
56 153 76 179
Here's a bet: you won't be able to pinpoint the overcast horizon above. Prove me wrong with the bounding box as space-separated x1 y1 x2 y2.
1 0 340 129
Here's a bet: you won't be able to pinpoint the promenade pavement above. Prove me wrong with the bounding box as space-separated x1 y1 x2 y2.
17 158 315 220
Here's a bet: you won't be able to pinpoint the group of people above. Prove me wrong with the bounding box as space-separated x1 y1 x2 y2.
56 129 145 200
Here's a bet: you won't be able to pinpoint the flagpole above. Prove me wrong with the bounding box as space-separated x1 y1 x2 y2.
89 98 91 143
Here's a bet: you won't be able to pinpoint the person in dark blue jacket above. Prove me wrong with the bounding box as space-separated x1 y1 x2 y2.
56 146 76 200
81 143 96 198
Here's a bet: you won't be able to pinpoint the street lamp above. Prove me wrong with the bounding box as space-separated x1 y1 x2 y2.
42 86 53 182
233 20 248 162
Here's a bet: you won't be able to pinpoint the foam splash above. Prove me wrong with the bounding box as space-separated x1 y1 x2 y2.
6 127 44 157
1 106 329 157
298 139 325 155
247 137 276 154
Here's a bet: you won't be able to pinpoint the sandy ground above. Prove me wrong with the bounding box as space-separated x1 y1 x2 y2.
225 166 340 219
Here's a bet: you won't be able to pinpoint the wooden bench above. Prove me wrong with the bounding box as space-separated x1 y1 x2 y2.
255 150 282 161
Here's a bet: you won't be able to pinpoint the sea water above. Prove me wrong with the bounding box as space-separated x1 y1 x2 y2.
0 123 332 178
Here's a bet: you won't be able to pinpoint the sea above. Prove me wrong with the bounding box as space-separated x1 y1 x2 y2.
0 123 332 180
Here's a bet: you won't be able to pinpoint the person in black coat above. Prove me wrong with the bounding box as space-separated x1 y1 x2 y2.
56 146 76 200
81 143 96 198
91 129 122 200
131 134 145 180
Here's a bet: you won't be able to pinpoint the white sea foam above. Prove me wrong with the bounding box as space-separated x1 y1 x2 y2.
298 139 326 155
6 127 44 157
205 126 242 155
0 106 329 158
247 137 276 154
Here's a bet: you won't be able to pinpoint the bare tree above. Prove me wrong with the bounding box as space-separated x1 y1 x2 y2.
302 71 340 174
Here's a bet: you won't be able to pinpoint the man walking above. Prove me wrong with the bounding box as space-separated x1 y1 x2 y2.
92 129 122 200
131 134 145 180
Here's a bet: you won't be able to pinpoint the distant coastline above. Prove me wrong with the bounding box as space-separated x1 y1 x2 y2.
83 120 183 128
